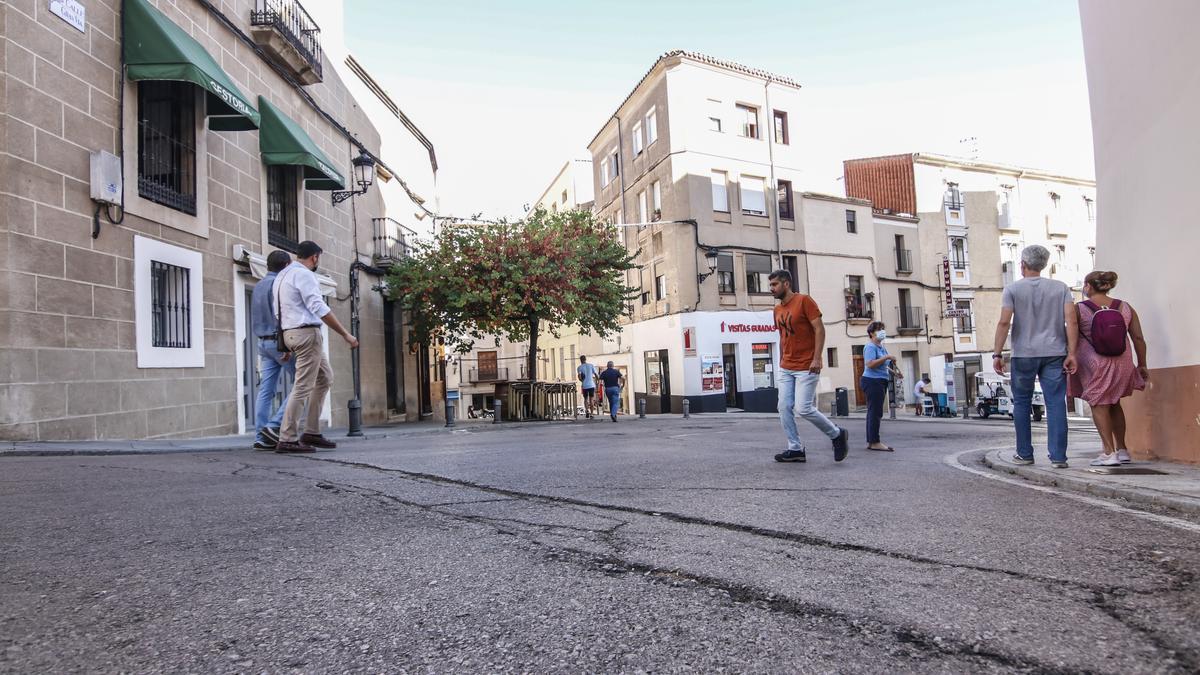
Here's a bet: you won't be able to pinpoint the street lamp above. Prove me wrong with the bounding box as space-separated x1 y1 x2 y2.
696 246 721 283
331 150 376 204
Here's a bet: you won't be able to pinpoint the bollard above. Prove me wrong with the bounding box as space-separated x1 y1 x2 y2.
638 398 646 419
493 397 502 424
445 401 455 428
682 399 690 419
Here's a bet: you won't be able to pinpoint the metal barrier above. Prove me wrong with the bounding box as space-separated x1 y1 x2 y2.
500 382 578 421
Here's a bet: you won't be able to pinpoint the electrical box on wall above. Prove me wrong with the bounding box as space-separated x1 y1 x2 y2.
89 150 122 205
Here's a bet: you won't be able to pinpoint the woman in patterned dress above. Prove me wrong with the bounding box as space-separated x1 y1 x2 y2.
1068 271 1150 466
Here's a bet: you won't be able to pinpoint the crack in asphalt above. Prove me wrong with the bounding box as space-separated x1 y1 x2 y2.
541 485 903 493
270 458 1200 673
289 455 1116 594
294 470 1087 673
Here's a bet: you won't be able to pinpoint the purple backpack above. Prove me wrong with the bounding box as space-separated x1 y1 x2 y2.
1081 299 1128 357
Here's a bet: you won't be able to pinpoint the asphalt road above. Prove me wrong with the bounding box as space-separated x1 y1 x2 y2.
2 414 1198 673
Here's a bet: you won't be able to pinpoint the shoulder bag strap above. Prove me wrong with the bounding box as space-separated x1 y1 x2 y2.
275 268 290 332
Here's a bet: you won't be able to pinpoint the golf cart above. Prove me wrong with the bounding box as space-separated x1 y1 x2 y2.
974 372 1043 421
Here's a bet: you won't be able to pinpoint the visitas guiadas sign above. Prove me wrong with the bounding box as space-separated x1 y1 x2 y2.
720 321 775 333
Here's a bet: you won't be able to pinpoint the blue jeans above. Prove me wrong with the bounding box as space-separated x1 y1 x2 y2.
255 338 295 443
778 368 840 451
605 386 621 418
1010 356 1068 463
861 376 889 444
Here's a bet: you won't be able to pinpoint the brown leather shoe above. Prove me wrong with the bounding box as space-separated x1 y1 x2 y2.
274 440 315 453
300 433 337 449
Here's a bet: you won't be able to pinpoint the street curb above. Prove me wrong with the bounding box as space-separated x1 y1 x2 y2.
0 419 567 458
979 449 1200 517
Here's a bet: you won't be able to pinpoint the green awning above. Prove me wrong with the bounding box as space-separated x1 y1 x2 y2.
257 96 346 190
123 0 259 131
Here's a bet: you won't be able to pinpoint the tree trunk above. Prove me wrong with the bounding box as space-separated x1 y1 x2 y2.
527 318 539 382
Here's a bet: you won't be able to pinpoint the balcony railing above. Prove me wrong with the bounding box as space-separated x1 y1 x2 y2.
468 367 509 383
955 317 975 334
846 299 873 321
371 217 414 267
251 0 324 84
950 259 969 270
896 306 923 334
894 248 913 274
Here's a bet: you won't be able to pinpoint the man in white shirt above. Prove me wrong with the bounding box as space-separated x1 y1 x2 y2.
272 240 358 452
913 376 931 416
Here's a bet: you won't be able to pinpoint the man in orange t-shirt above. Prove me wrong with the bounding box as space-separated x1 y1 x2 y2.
770 269 849 463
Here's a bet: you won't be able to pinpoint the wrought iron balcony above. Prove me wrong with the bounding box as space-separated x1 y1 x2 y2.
896 306 923 335
468 367 509 384
894 248 913 274
845 299 873 321
371 218 414 268
251 0 324 85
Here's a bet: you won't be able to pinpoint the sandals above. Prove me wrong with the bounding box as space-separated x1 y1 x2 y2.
866 445 895 452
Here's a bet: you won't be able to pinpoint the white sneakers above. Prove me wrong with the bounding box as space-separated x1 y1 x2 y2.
1116 449 1132 464
1090 453 1121 467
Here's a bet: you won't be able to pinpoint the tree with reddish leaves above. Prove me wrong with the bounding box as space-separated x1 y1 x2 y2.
385 208 636 381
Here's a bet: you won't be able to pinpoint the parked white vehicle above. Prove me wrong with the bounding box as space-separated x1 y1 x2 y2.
974 372 1044 421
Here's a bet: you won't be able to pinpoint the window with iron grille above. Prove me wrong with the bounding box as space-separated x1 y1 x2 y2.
138 81 197 215
267 165 300 251
717 253 735 294
150 260 191 348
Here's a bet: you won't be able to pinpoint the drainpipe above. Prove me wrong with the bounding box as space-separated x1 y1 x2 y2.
764 78 783 269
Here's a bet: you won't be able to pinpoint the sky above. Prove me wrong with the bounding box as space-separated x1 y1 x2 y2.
344 0 1095 220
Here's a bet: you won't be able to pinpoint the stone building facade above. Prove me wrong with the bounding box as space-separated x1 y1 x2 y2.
0 0 428 440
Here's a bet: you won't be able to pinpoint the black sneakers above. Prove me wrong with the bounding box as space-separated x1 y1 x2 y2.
832 427 849 462
774 450 807 462
261 427 280 445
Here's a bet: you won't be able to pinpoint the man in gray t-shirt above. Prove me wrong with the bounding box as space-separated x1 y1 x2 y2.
992 245 1078 468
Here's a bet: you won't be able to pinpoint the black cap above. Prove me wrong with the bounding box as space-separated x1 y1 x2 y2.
297 240 323 259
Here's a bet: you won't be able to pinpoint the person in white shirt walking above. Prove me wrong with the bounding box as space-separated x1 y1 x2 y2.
272 241 358 453
577 355 599 419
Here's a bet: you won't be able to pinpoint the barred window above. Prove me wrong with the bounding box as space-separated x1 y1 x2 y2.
137 81 197 215
267 165 300 251
151 260 191 348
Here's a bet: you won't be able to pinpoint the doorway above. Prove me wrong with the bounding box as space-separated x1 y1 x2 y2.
722 343 738 408
643 349 671 413
418 342 433 418
852 345 866 407
383 300 407 416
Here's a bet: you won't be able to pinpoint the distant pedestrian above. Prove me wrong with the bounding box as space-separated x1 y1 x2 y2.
769 270 849 463
598 361 623 422
862 321 896 452
992 245 1078 468
250 250 295 450
273 240 359 453
1068 271 1149 466
913 376 931 416
577 355 599 419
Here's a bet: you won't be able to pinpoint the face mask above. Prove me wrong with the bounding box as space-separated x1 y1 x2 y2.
875 330 887 341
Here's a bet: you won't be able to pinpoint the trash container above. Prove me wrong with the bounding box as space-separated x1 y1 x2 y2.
835 387 849 417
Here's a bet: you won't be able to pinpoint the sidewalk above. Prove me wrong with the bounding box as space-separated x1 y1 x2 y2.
981 445 1200 516
0 419 555 458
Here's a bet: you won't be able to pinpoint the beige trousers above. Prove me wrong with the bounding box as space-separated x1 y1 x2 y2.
280 326 333 442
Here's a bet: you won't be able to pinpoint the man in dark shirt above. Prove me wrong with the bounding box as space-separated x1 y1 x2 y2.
250 250 294 449
597 361 624 422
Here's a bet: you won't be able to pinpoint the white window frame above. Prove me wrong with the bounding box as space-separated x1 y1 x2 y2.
134 235 206 368
740 175 767 216
651 180 661 220
638 189 648 224
711 171 729 212
600 157 610 187
631 121 644 155
645 107 658 145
